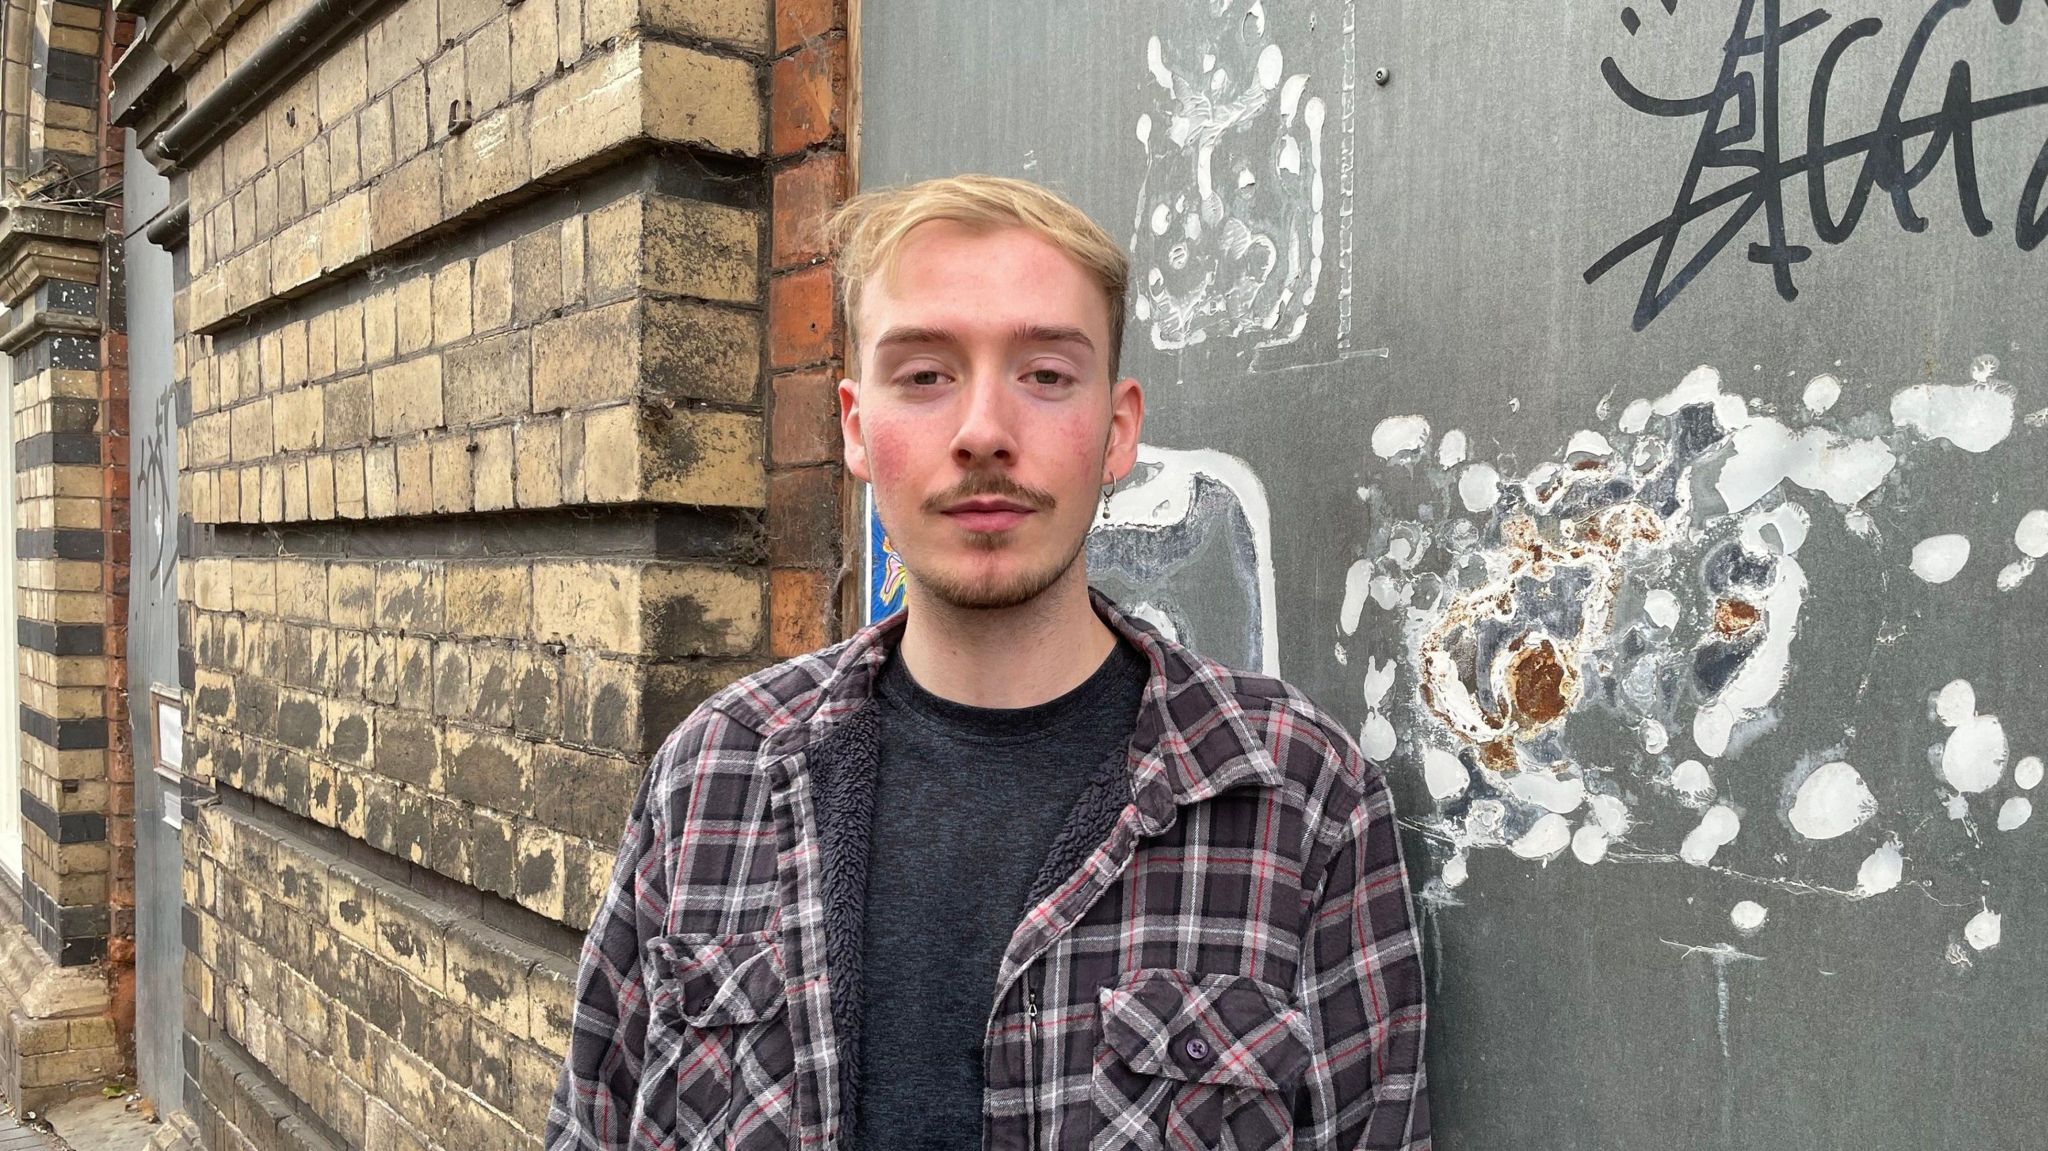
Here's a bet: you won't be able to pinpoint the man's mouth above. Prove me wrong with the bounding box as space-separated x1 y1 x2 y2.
941 498 1036 532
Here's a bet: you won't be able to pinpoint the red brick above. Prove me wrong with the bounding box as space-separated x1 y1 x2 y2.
768 263 840 369
771 150 847 270
767 465 840 566
775 0 844 54
770 371 842 466
769 36 847 156
769 567 832 657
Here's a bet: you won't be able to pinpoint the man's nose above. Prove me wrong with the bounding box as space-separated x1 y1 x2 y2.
950 373 1019 466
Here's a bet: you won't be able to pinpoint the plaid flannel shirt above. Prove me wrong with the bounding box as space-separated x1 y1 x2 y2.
545 590 1430 1150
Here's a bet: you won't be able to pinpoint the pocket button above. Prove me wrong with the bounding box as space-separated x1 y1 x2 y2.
1183 1037 1211 1062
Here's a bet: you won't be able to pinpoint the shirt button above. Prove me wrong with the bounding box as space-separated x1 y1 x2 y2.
1183 1037 1211 1062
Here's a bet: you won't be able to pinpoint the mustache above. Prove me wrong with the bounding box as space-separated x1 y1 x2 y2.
920 472 1059 516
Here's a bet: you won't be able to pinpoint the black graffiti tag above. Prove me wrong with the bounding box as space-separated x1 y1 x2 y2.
1586 0 2048 331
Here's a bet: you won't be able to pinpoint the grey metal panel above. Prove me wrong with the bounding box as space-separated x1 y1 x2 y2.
862 2 2048 1146
121 126 185 1115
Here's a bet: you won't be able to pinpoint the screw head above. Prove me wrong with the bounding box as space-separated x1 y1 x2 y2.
1373 66 1392 86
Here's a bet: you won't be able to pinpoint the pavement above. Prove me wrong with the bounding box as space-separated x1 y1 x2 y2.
0 1091 158 1151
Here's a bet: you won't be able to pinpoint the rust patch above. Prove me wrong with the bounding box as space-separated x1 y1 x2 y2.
1713 598 1760 637
1507 638 1574 725
1477 738 1520 776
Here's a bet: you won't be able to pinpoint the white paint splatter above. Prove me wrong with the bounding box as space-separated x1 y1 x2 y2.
1642 720 1669 754
1509 770 1586 814
2017 510 2048 558
1422 747 1469 801
1456 463 1500 514
1510 813 1573 861
1566 430 1614 458
1730 900 1769 934
1996 797 2031 831
1891 382 2015 452
1996 559 2034 591
1670 760 1717 807
1618 398 1652 433
1964 907 2002 951
2015 756 2043 790
1787 761 1876 840
1572 824 1610 864
1935 680 2008 794
1802 374 1841 414
1338 559 1373 635
1359 713 1396 761
1717 420 1897 513
1909 534 1971 584
1437 430 1468 469
1644 589 1680 629
1588 794 1632 837
1854 840 1904 897
1103 445 1282 673
1935 679 1976 726
1371 416 1431 460
1680 805 1741 866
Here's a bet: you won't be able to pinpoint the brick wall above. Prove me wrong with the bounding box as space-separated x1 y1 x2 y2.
116 0 857 1144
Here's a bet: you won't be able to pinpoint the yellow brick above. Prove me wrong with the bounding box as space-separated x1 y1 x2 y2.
370 355 444 436
429 433 473 513
443 102 530 215
363 289 398 365
472 424 515 511
334 299 367 371
322 190 371 272
328 561 375 627
335 448 368 518
363 445 399 518
472 243 512 333
644 195 759 304
230 397 274 461
395 439 434 515
531 300 636 411
231 558 277 616
369 150 442 251
274 559 329 621
395 274 434 355
274 386 325 452
642 407 763 507
446 563 530 638
432 260 473 346
514 418 561 508
309 453 338 519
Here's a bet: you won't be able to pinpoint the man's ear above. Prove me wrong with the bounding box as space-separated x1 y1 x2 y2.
1104 376 1146 483
839 376 871 482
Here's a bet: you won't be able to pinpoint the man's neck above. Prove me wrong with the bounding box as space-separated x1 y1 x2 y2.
895 571 1117 709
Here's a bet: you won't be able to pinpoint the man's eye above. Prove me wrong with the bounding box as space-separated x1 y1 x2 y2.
1028 369 1071 387
904 370 944 387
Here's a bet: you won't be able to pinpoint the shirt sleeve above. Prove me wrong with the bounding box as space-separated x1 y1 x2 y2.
1293 758 1432 1150
543 736 677 1151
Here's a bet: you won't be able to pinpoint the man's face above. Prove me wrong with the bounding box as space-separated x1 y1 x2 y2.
840 222 1144 611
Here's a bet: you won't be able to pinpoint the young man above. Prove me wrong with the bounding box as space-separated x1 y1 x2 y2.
545 175 1430 1151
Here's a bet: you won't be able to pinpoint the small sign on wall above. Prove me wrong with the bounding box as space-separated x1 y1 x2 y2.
150 686 183 830
864 485 907 625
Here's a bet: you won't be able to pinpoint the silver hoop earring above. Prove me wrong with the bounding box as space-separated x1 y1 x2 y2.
1099 485 1113 524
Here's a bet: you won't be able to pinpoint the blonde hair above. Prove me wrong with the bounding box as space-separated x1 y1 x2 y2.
827 174 1130 378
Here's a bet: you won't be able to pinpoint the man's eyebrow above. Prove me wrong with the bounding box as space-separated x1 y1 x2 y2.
871 325 958 352
1011 324 1094 353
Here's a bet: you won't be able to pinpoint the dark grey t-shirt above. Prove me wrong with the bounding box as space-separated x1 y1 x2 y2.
855 637 1148 1151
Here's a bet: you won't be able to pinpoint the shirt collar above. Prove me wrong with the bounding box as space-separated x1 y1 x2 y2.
777 588 1287 827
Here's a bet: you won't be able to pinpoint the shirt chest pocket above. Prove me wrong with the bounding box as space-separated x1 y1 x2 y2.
643 929 797 1150
1088 969 1310 1151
